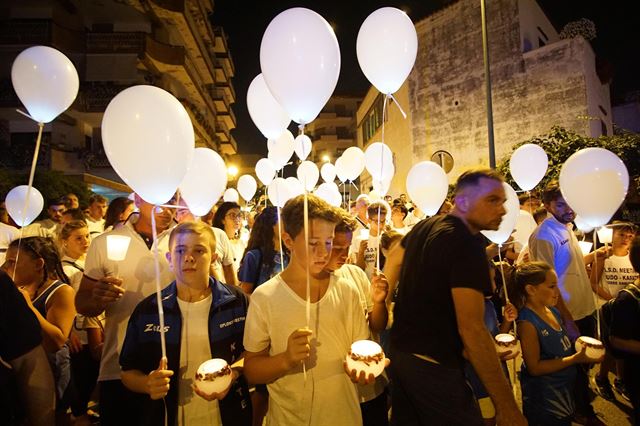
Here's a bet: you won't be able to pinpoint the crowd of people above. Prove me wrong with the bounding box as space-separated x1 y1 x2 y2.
1 167 639 426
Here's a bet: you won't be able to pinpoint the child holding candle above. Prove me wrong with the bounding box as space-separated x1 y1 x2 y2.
511 261 601 426
243 195 371 425
119 221 252 425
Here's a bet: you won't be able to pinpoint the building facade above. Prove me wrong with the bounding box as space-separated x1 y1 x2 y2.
357 0 612 196
0 0 237 192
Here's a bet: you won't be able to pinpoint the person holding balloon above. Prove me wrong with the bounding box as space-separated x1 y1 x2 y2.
384 169 525 426
75 194 176 426
510 261 602 426
120 221 252 425
213 202 247 274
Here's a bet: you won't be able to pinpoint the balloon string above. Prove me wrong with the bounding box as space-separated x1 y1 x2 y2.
151 207 167 361
302 191 310 382
388 93 407 119
13 122 45 282
593 229 600 340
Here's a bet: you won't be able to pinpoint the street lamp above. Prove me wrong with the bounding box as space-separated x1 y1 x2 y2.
227 165 239 178
322 154 331 163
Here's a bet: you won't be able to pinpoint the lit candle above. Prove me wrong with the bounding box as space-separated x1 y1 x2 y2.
494 333 517 356
578 241 593 256
106 235 131 261
574 336 605 361
195 359 233 394
597 227 613 245
345 340 386 378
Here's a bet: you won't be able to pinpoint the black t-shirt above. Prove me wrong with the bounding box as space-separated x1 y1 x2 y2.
0 271 42 361
390 214 492 368
609 285 640 362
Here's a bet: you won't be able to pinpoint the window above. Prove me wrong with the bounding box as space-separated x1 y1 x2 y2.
600 120 608 136
362 94 385 143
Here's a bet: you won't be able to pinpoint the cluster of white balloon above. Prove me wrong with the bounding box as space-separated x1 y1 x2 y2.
245 7 424 211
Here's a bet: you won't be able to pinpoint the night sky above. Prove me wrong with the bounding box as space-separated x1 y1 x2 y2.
212 1 639 155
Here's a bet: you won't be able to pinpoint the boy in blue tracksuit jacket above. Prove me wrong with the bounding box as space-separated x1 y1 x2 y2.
120 221 252 425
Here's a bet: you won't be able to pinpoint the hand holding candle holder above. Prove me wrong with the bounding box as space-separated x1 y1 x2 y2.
345 340 388 385
494 333 519 359
106 235 131 274
574 336 605 362
195 359 233 396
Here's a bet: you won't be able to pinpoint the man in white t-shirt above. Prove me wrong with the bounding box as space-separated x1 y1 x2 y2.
75 193 176 426
85 194 108 237
23 197 66 238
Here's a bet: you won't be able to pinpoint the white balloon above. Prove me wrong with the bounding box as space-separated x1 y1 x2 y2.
510 144 548 191
102 85 194 205
573 215 594 234
294 134 312 161
246 74 291 139
559 148 629 228
364 142 394 180
286 177 305 198
342 147 366 181
321 162 337 183
406 161 449 216
267 130 295 170
5 185 44 226
481 183 520 245
372 176 392 197
356 7 418 95
11 46 79 123
223 188 240 203
368 189 381 202
335 156 350 183
179 148 227 217
260 8 341 125
268 177 292 208
314 182 342 207
237 175 258 202
255 158 277 185
297 161 320 191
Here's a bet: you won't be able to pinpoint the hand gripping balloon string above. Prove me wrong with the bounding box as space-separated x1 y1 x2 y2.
388 93 407 119
151 208 168 361
302 191 310 382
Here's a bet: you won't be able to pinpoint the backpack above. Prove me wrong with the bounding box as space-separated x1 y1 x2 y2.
600 284 640 358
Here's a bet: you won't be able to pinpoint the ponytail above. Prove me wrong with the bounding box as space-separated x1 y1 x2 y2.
9 237 70 285
507 261 552 309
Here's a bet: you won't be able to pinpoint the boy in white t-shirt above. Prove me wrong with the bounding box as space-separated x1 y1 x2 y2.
243 195 371 425
355 201 390 279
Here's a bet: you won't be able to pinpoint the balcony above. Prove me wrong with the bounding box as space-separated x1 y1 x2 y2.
76 83 131 113
0 19 84 52
211 86 232 113
86 32 146 54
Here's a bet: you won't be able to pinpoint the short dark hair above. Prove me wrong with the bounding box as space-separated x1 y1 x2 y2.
89 194 108 205
367 201 390 218
392 203 408 219
454 169 504 195
62 208 85 221
335 211 358 233
281 194 341 239
533 207 548 223
212 202 241 231
542 180 563 205
630 236 640 273
48 198 66 208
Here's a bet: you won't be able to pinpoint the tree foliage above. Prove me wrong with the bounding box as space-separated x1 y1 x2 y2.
496 126 640 193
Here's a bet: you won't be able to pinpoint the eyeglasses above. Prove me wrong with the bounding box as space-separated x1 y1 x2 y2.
226 213 242 220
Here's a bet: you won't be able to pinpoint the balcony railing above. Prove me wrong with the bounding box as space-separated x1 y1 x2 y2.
86 32 146 54
76 83 131 113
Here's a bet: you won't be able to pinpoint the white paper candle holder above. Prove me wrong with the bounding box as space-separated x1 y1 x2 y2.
345 340 385 379
597 227 613 244
574 336 605 361
578 241 593 256
106 235 131 261
494 333 518 356
195 359 232 394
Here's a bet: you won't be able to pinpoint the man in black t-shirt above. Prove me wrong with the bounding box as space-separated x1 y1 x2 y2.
0 271 55 425
384 169 525 426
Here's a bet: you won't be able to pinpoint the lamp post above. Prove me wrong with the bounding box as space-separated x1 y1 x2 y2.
481 0 496 169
